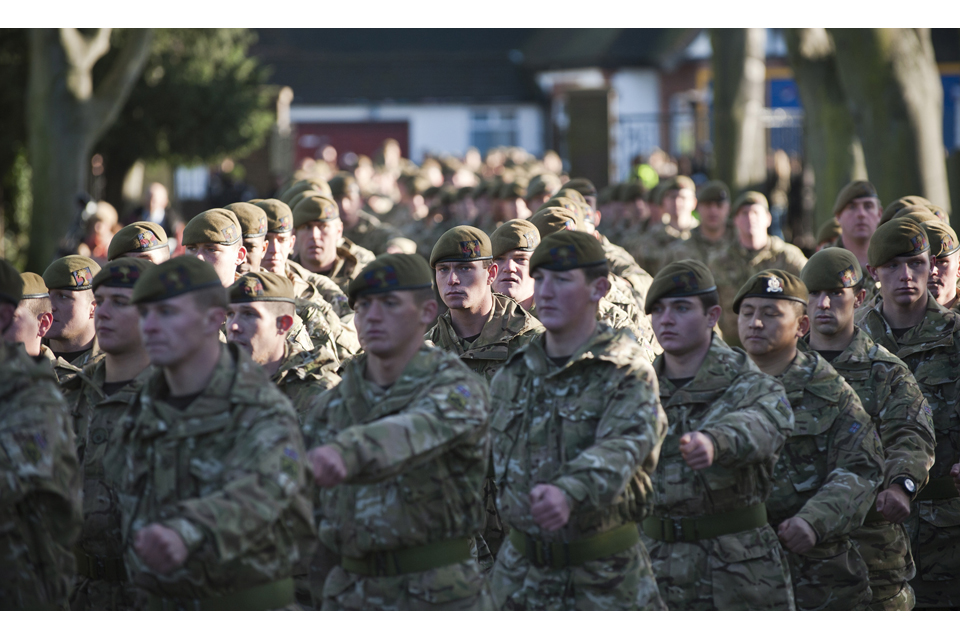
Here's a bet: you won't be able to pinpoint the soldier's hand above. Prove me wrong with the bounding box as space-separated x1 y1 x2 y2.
679 432 715 470
876 485 911 524
134 524 188 574
529 484 571 532
308 446 347 487
777 517 817 554
951 463 960 493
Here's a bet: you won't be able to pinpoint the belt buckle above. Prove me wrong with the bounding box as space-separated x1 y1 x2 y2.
673 519 684 543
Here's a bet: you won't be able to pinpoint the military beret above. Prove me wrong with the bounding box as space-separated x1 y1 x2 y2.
429 225 492 267
880 195 932 226
491 220 540 257
91 257 156 291
530 230 607 273
254 199 294 234
926 203 950 224
555 189 589 208
732 191 769 213
130 255 223 304
816 218 843 245
659 176 697 203
347 253 433 307
530 207 586 238
0 259 23 305
183 209 242 246
107 221 168 260
921 220 959 259
564 177 597 197
526 174 561 200
895 206 940 226
697 180 729 203
223 202 267 239
229 271 295 304
292 194 340 228
644 259 717 314
544 196 587 219
43 255 101 291
868 218 930 267
248 198 264 204
385 237 418 255
287 189 323 212
280 179 330 204
832 180 879 217
500 182 526 199
620 181 645 202
800 247 863 292
328 174 358 201
19 272 48 299
647 181 665 205
733 269 808 313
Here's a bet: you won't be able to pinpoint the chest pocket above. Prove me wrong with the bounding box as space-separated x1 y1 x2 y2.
784 394 838 495
556 393 606 464
153 410 238 503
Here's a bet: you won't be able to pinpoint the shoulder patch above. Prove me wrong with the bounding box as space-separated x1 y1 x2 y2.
848 421 861 435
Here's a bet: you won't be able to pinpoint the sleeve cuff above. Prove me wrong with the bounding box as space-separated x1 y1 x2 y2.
550 478 586 511
162 517 206 555
327 439 359 480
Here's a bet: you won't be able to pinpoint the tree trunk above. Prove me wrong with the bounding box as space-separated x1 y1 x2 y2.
829 28 951 211
710 28 768 194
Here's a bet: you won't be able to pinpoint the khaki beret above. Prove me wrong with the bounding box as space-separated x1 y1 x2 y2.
347 253 433 307
223 202 267 239
280 179 330 204
429 225 492 267
0 259 23 305
697 180 729 203
499 182 526 199
544 196 587 219
922 220 959 259
108 221 168 261
43 255 101 291
880 195 932 226
644 259 717 314
897 210 940 227
91 257 156 291
248 199 264 204
385 237 418 255
816 218 843 245
564 177 597 197
733 269 808 313
329 174 358 201
287 189 324 212
183 209 242 246
868 218 930 267
20 272 48 299
926 203 950 224
800 247 862 292
732 191 769 213
229 271 295 304
254 199 294 234
832 180 879 217
526 174 561 200
530 207 586 238
530 230 607 273
491 220 540 257
292 195 340 228
555 189 589 208
130 255 223 304
658 176 696 203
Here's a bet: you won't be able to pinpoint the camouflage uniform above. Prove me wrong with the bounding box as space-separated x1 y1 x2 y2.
599 234 654 305
768 349 884 610
642 336 795 610
489 324 668 610
343 209 404 256
285 259 350 318
801 328 936 610
0 341 82 609
301 345 493 610
664 226 735 268
272 339 341 423
857 294 960 609
110 344 315 609
321 238 376 290
51 340 104 387
625 222 694 276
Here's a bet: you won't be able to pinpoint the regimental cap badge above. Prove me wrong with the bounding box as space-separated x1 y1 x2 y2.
158 266 189 291
109 264 135 285
221 223 238 243
838 266 857 288
459 239 482 259
910 233 928 253
364 265 400 289
277 214 292 233
257 218 267 235
549 244 579 268
671 270 698 292
765 275 783 293
241 278 265 298
71 267 93 288
137 230 161 250
523 232 539 249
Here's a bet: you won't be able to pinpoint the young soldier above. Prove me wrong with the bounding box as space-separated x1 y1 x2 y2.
490 219 540 311
0 259 82 609
107 221 171 264
626 175 699 276
290 193 374 289
42 255 103 383
666 180 733 266
856 218 960 609
182 208 247 287
223 202 268 274
642 260 795 610
489 230 668 610
3 272 53 359
800 248 936 610
736 269 883 610
923 220 960 310
302 253 492 610
830 181 883 299
110 256 314 610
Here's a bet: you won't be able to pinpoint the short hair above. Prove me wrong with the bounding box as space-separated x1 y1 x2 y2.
411 286 437 306
697 289 720 312
23 297 52 317
190 287 229 311
581 263 610 283
264 300 296 320
786 299 807 318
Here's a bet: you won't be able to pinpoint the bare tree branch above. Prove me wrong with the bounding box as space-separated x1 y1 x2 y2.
59 28 112 100
86 28 155 141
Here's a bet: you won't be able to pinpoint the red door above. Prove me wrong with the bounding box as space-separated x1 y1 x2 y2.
294 121 410 167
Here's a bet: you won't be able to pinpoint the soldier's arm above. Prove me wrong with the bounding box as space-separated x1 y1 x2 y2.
875 364 936 490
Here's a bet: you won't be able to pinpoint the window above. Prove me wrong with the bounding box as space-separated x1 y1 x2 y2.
470 109 518 153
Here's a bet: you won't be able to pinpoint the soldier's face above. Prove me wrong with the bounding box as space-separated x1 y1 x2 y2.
47 288 96 342
699 200 730 233
435 261 496 312
295 220 342 269
354 290 436 358
94 286 143 356
185 242 246 287
533 268 609 334
226 301 289 365
262 232 294 274
663 189 697 220
650 297 720 356
138 294 225 368
871 253 932 309
493 250 534 306
3 301 49 355
807 288 861 338
928 252 960 305
734 205 772 241
837 197 881 243
738 298 806 358
241 238 266 272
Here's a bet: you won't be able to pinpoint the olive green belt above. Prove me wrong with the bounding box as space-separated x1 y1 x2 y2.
148 577 294 610
341 537 473 577
917 476 960 502
642 503 767 543
508 523 640 570
74 547 126 582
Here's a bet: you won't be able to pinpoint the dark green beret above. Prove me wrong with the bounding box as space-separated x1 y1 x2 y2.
697 180 729 203
255 199 294 234
499 182 526 199
658 176 696 203
832 180 879 217
491 220 540 257
816 218 842 245
223 202 267 239
43 255 101 291
328 174 358 201
183 209 242 246
530 230 607 273
0 259 23 305
644 259 717 314
280 179 329 204
800 247 862 292
91 257 156 290
347 253 433 307
733 269 808 313
292 194 340 228
287 189 325 212
20 272 48 299
868 218 929 267
564 177 597 197
922 220 959 259
530 207 586 238
892 204 937 224
429 225 492 267
732 191 769 213
229 271 295 304
130 255 223 304
880 195 932 226
620 181 645 202
108 221 168 261
647 181 665 205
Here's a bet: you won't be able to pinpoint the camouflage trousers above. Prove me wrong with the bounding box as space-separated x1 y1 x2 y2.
490 538 666 611
785 536 871 610
476 471 506 573
69 577 146 610
850 520 915 611
904 497 960 610
641 524 795 610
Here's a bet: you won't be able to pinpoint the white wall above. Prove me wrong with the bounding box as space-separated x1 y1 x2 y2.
610 68 661 181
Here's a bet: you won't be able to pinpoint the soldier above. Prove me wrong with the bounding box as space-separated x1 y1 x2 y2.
815 218 842 252
182 208 246 287
0 259 82 609
856 218 960 609
3 272 53 359
923 220 960 310
42 255 104 383
800 248 936 610
625 176 699 276
830 181 883 299
107 221 171 264
666 180 733 266
223 202 268 274
68 258 156 610
641 260 795 610
330 173 404 256
110 256 315 610
291 193 375 290
488 230 667 610
735 269 883 610
490 219 540 311
302 253 493 610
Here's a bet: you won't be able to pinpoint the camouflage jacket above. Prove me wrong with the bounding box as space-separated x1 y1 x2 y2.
343 210 404 256
600 234 654 308
425 293 543 382
51 339 105 387
0 341 82 609
665 226 735 267
286 260 350 319
626 222 695 276
767 349 883 542
111 344 314 601
651 336 793 518
608 273 659 359
489 324 668 541
323 238 376 290
290 287 361 361
301 345 491 558
272 340 341 423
